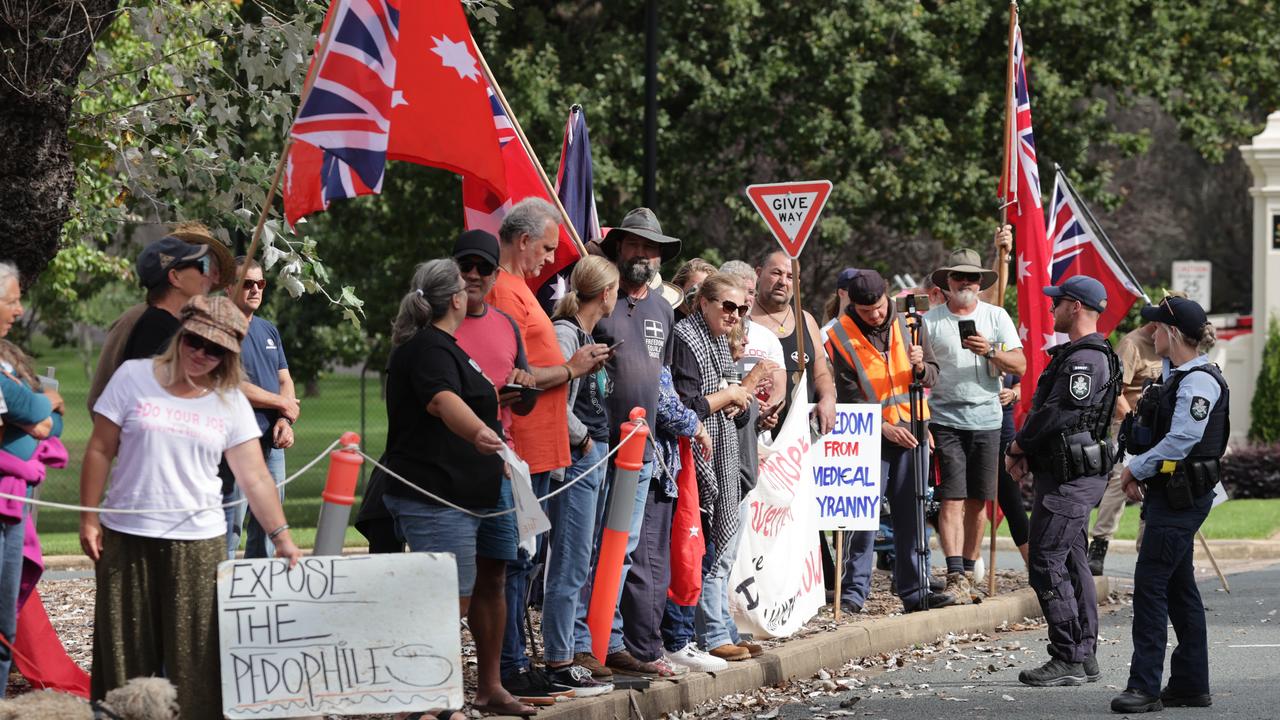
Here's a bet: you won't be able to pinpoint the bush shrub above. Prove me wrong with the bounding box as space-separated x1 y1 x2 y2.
1221 443 1280 499
1250 316 1280 443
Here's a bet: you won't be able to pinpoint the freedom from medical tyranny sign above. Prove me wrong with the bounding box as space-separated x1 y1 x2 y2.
810 404 882 531
217 553 463 718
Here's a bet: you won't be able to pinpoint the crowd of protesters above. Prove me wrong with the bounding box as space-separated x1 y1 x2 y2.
0 204 1083 718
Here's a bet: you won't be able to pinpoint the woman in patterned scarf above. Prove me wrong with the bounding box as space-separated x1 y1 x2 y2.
671 273 771 663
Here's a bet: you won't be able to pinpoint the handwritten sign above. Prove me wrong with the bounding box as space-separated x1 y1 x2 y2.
810 404 882 531
217 554 462 718
730 374 826 639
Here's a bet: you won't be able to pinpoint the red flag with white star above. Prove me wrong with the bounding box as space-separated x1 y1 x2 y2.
667 437 705 606
1003 19 1052 417
284 0 506 225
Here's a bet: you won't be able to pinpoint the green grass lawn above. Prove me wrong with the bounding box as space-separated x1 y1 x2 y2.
990 497 1280 542
24 339 387 556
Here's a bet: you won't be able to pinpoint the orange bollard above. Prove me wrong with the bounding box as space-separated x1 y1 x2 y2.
314 432 363 556
586 408 650 662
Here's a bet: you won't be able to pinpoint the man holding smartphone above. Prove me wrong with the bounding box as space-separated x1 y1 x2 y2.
923 246 1025 603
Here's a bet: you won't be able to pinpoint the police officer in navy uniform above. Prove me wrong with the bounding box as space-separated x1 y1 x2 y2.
1006 276 1121 686
1110 296 1226 714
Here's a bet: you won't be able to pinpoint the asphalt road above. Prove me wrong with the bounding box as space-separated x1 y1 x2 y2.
770 561 1279 719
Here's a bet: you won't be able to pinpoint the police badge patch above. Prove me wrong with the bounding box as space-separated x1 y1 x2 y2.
1190 396 1210 421
1069 373 1091 400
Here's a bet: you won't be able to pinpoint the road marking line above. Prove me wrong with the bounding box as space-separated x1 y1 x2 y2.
1227 644 1280 648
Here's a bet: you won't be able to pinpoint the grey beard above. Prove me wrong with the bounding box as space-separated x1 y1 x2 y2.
622 258 657 286
949 289 978 308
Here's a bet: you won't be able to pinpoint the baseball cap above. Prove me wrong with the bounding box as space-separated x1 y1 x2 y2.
1140 296 1208 341
137 237 209 290
836 267 861 292
1043 275 1107 313
847 269 888 306
178 295 247 354
451 229 500 267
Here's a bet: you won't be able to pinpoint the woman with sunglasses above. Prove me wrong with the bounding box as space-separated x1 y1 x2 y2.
671 273 771 663
80 295 300 718
1110 297 1226 714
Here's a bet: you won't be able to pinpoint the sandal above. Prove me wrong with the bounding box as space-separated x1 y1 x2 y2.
472 699 539 717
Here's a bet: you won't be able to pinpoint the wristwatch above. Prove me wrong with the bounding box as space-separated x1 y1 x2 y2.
984 345 997 359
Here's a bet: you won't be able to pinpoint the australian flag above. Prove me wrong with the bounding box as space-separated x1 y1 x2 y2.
536 105 601 312
1046 167 1146 335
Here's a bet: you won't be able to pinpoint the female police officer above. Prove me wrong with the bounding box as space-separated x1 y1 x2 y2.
1111 296 1227 714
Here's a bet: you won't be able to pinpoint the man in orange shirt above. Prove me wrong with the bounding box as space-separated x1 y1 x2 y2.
488 197 609 702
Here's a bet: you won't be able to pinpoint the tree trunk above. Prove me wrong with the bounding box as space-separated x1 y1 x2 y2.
0 1 121 287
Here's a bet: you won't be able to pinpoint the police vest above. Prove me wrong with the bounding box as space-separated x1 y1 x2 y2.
1033 336 1122 442
1154 363 1230 461
825 314 927 424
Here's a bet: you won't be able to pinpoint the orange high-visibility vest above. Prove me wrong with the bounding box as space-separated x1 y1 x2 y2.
824 314 928 425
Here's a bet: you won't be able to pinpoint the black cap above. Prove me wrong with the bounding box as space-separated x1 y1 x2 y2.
137 237 208 290
452 229 500 267
835 267 860 292
1141 296 1209 341
1043 275 1108 313
847 269 887 306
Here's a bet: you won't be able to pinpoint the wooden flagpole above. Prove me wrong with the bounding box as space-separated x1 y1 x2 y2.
990 1 1019 598
237 9 341 297
473 44 589 257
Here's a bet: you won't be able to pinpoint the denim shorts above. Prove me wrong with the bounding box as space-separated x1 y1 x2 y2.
382 477 517 596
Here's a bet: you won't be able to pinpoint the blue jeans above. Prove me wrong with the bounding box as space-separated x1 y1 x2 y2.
501 470 553 677
696 500 748 649
383 482 515 596
244 448 286 559
542 441 608 663
0 511 24 697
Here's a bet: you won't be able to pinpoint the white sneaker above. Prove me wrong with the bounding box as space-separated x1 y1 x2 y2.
664 642 729 672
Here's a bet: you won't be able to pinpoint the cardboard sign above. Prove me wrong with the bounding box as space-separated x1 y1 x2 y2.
730 374 826 639
745 180 833 258
810 405 883 530
218 554 462 718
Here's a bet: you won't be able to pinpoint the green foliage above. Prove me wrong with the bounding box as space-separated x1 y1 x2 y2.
1250 317 1280 443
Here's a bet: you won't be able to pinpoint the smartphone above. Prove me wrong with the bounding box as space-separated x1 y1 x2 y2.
607 339 625 352
958 319 978 340
500 383 544 395
760 400 784 419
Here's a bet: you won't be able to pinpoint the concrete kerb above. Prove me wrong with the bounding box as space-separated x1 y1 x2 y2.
529 577 1112 720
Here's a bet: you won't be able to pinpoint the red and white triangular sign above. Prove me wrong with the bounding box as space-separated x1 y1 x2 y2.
745 180 833 259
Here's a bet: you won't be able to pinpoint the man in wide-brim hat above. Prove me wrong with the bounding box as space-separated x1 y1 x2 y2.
589 206 693 678
921 245 1026 606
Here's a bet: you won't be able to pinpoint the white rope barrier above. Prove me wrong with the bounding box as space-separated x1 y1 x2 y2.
359 423 645 519
0 437 342 515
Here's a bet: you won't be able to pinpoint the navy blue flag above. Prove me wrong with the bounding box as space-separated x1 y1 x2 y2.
536 105 601 313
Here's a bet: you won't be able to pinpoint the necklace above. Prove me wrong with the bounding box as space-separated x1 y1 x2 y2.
767 305 792 336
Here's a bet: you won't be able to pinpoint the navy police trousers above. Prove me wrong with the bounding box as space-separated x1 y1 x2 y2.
1126 488 1213 696
1028 472 1107 663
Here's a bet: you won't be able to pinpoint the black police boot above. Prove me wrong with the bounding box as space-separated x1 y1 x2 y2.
1087 538 1108 577
1083 654 1101 682
1019 657 1086 687
1161 686 1212 707
1111 688 1163 713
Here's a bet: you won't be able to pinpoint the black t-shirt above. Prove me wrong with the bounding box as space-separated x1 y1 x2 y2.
382 325 504 508
594 291 674 460
123 305 181 361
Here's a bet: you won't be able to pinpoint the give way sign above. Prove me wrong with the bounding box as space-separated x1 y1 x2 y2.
745 180 833 258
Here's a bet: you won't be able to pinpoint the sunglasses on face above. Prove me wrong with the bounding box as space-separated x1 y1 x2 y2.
174 257 210 275
718 299 749 317
241 279 266 291
181 333 228 358
1052 296 1080 310
949 272 981 283
457 257 496 276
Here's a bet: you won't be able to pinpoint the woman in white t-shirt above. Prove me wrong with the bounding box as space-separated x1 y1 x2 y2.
80 295 301 719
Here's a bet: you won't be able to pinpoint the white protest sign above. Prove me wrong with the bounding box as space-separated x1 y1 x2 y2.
810 405 883 530
745 180 833 258
218 554 462 718
730 375 826 639
1171 260 1212 312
